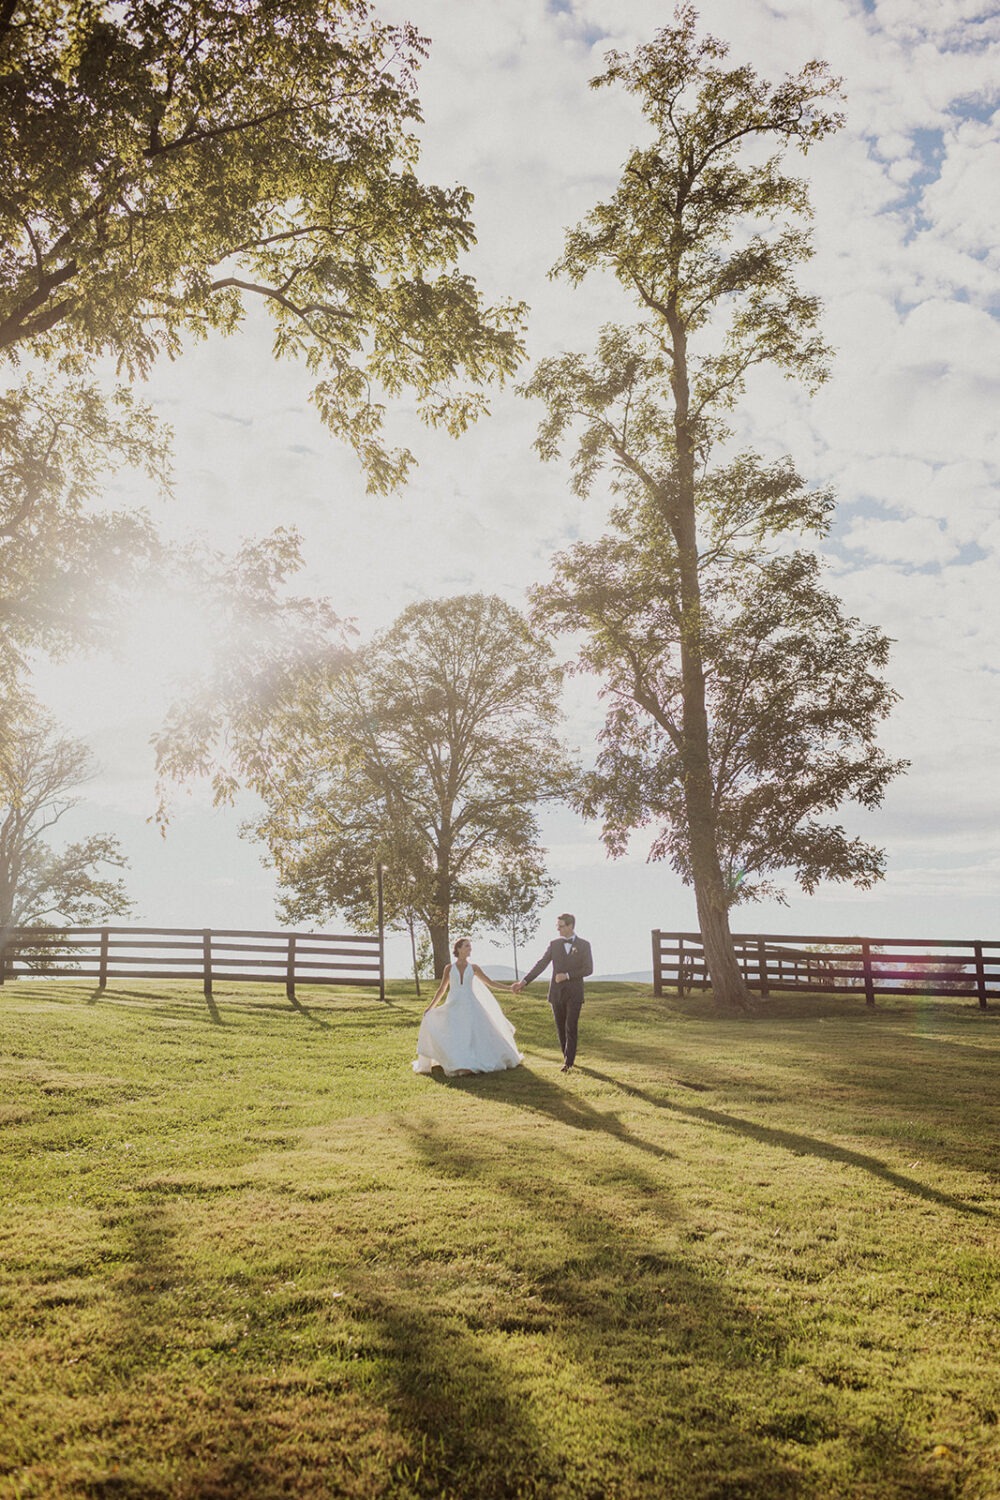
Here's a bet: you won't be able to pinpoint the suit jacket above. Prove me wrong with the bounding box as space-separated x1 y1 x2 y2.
522 935 594 1002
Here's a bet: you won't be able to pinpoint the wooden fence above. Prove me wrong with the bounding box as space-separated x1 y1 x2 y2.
0 924 385 1001
652 931 998 1010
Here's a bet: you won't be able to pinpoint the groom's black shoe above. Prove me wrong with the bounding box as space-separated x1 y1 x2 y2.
560 1061 573 1073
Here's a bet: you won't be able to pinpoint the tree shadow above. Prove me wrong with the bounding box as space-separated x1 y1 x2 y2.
365 1114 808 1498
427 1063 676 1164
579 1066 996 1219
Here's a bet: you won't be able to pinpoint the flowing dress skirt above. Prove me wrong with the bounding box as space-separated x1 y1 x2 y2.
413 972 523 1075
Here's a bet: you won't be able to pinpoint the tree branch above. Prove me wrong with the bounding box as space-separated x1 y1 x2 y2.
204 276 355 325
0 263 79 350
143 102 301 158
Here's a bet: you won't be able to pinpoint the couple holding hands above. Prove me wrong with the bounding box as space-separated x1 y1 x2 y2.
412 914 594 1078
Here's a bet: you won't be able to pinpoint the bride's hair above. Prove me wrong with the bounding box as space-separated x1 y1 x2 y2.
452 938 470 958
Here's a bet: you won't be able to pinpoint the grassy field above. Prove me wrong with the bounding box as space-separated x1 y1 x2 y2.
0 977 998 1500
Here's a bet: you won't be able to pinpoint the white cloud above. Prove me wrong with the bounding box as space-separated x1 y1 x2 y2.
843 513 958 565
921 118 1000 263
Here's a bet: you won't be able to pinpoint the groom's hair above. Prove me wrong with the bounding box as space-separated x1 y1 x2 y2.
558 913 575 927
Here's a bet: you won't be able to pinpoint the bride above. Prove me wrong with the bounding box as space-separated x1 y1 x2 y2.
412 938 524 1076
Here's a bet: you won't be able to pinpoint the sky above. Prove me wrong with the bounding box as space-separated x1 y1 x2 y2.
33 0 1000 978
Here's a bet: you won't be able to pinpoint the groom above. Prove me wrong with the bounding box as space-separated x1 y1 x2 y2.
512 913 593 1072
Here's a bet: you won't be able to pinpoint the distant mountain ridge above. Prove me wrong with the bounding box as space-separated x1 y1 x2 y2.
404 964 654 985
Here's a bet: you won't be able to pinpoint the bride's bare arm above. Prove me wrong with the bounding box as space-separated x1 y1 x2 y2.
472 964 505 991
424 965 450 1012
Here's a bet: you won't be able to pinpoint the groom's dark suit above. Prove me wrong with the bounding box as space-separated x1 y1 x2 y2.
522 933 593 1068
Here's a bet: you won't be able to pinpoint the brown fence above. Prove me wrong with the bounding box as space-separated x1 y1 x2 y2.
652 930 998 1010
0 924 385 1001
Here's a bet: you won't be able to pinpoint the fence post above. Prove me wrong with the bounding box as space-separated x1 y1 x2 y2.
973 942 988 1010
286 932 297 1004
98 928 109 991
677 934 685 998
377 863 386 1001
757 937 769 998
202 929 213 1002
861 941 875 1007
652 930 662 997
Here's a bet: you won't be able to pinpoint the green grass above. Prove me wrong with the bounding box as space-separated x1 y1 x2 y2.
1 978 998 1499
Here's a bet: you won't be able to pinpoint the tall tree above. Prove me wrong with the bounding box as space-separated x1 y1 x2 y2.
524 9 875 1008
0 693 133 932
534 495 906 915
0 0 525 491
249 594 569 976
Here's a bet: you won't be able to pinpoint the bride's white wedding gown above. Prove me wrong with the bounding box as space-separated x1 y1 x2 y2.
412 962 523 1076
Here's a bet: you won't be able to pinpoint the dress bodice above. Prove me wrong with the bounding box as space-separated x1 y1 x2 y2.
448 961 474 998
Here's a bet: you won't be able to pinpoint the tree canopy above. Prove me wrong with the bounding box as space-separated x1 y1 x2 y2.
0 378 166 692
1 0 525 492
151 525 350 822
1 0 528 751
247 594 569 976
535 495 906 907
0 691 133 929
480 855 556 981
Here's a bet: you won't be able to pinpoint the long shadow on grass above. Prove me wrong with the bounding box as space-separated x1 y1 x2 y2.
284 990 333 1029
339 1275 567 1496
86 1196 371 1499
580 1067 996 1219
24 981 414 1031
429 1065 675 1163
383 1113 966 1498
363 1115 808 1499
85 984 219 1027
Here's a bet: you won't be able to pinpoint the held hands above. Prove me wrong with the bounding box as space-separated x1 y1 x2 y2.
555 972 569 983
511 980 524 993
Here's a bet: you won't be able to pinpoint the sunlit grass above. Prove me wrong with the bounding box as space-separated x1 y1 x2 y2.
1 979 998 1498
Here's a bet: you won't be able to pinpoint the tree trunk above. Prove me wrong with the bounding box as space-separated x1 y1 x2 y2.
407 914 421 998
674 525 750 1010
667 300 750 1012
430 832 453 980
689 838 751 1010
676 597 751 1011
429 922 451 979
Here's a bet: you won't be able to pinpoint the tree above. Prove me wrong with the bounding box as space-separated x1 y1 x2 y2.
249 594 570 976
0 0 525 493
523 8 896 1008
480 854 555 980
0 379 167 693
535 496 906 915
0 693 133 932
151 526 351 823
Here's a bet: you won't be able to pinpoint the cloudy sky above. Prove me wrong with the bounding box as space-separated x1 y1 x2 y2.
36 0 1000 976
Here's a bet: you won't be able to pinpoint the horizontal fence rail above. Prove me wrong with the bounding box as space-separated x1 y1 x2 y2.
652 931 998 1010
0 925 385 1002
